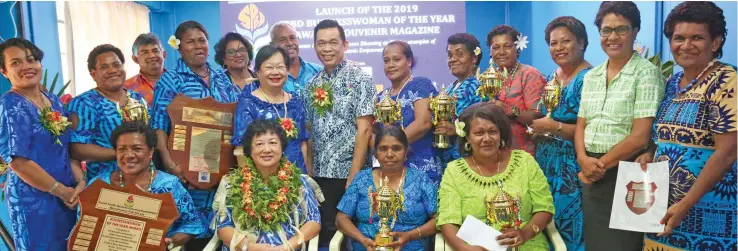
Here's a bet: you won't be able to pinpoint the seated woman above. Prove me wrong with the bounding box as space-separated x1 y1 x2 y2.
437 103 554 250
214 119 320 251
337 126 438 251
231 45 310 175
87 121 206 248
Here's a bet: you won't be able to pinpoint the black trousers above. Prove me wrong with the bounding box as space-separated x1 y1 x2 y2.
582 151 644 251
314 177 347 247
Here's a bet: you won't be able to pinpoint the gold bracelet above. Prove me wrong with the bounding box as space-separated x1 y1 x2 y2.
48 181 59 194
168 163 178 171
415 228 422 238
530 224 540 235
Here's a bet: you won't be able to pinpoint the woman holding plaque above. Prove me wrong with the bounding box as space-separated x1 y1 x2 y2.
86 121 206 248
151 20 241 249
529 16 592 251
337 126 438 251
214 119 320 251
434 33 487 172
0 38 86 250
214 32 257 91
437 103 554 250
486 25 546 155
231 45 310 175
375 41 441 184
639 2 736 250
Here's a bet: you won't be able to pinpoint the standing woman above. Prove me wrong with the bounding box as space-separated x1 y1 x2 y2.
487 25 546 155
530 16 592 251
0 38 86 250
151 20 241 249
574 2 665 250
642 2 736 250
376 41 442 184
231 45 311 175
214 32 257 92
434 33 487 170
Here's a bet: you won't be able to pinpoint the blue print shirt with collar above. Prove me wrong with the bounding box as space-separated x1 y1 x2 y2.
284 57 323 95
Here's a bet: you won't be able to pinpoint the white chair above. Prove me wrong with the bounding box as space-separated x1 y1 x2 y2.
434 221 567 251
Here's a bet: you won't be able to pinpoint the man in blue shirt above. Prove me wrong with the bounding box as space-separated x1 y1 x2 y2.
270 22 323 95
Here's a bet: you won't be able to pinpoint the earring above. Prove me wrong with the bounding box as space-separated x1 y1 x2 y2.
465 142 472 152
500 141 506 148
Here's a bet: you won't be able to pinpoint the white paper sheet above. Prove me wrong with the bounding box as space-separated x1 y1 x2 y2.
456 215 507 251
610 161 669 233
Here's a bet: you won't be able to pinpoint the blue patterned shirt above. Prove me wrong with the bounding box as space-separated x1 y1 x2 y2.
150 59 240 133
302 59 376 179
284 57 323 95
68 89 146 180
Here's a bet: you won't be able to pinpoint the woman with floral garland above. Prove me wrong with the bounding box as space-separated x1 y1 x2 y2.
231 45 311 175
214 119 320 251
0 38 86 250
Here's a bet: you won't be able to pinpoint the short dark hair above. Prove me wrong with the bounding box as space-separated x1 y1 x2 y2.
457 103 512 156
664 1 727 59
545 16 589 53
214 32 255 68
175 20 209 41
384 41 416 69
242 119 288 156
447 33 482 68
110 121 157 150
374 126 410 151
87 44 125 71
0 38 44 71
595 1 641 30
254 44 290 72
132 33 162 55
487 25 522 59
313 19 346 43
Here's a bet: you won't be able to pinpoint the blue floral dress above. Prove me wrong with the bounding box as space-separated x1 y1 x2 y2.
231 86 309 173
534 68 590 251
87 169 207 237
67 89 147 180
0 91 76 250
337 168 438 251
435 76 486 170
376 77 442 184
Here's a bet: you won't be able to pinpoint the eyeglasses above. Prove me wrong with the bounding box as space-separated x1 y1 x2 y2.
226 47 249 57
599 25 631 37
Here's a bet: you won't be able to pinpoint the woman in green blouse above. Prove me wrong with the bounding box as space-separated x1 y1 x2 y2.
437 103 554 250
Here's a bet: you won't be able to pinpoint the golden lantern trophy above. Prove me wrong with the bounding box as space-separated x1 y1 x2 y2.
528 73 561 138
117 92 150 124
368 177 405 251
476 58 508 101
429 88 456 149
485 181 523 251
374 90 403 128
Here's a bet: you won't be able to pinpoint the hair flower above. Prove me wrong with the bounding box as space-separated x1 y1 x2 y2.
515 34 529 51
168 35 180 49
474 46 481 56
455 119 466 138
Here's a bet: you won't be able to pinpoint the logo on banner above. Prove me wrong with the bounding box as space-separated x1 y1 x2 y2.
234 3 271 51
625 181 657 215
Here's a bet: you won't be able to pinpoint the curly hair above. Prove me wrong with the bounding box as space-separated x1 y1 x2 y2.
456 103 512 156
447 33 482 68
545 16 589 53
0 38 44 71
214 32 255 67
87 44 125 71
242 119 288 156
110 121 157 150
175 20 209 41
486 25 521 47
664 1 727 59
594 1 641 30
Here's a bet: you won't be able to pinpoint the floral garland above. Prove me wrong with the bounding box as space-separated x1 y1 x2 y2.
227 157 302 231
279 118 299 139
309 82 333 117
38 107 71 145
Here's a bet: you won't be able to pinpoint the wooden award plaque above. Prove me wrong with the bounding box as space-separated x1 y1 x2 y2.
67 180 180 251
166 94 237 190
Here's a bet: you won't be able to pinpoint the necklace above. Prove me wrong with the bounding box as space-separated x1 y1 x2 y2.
390 75 413 97
191 65 210 79
259 87 288 119
119 167 155 192
379 168 407 193
471 154 501 177
12 89 49 109
501 62 521 98
678 59 717 96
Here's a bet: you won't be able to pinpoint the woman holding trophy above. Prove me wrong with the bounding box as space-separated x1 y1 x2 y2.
437 103 554 250
337 126 438 251
529 16 592 251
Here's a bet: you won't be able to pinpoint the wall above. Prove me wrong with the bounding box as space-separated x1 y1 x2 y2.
0 1 23 93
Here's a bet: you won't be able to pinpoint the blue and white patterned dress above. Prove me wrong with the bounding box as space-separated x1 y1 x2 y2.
151 58 240 239
0 91 76 250
376 77 442 185
231 87 309 173
337 168 438 251
87 169 207 237
435 76 486 170
67 89 146 180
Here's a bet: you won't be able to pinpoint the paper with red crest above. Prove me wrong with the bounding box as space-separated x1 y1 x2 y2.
610 161 669 233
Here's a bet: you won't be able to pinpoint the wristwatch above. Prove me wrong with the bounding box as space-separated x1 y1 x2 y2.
531 224 541 235
240 241 249 251
557 122 563 132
